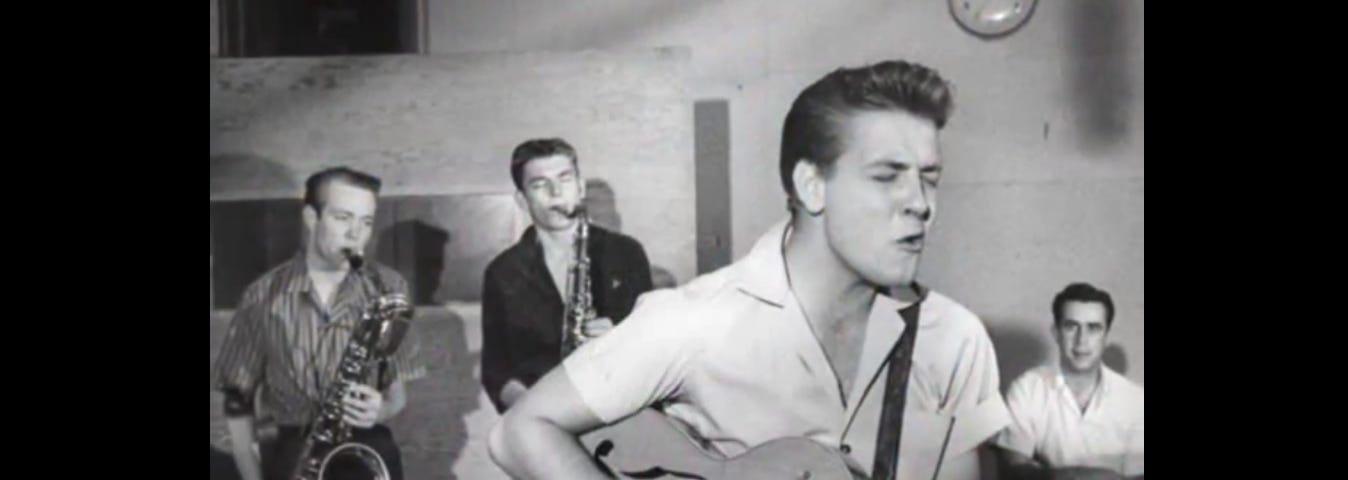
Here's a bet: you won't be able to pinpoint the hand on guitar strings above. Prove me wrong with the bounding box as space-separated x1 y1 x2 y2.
342 383 384 428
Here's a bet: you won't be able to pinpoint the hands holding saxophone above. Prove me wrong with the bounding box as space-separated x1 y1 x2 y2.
342 383 384 429
581 315 615 338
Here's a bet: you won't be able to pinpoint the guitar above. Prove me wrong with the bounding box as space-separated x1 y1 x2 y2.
579 408 864 480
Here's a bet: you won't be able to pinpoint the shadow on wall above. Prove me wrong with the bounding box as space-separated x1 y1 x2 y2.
585 179 622 232
377 220 450 304
1067 0 1136 152
384 193 521 303
384 307 481 480
985 321 1050 392
585 178 679 289
1102 343 1128 376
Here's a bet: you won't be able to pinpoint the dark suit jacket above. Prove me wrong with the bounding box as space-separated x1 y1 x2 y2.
480 224 654 413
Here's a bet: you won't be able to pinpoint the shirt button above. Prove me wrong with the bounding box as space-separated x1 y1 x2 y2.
840 444 852 454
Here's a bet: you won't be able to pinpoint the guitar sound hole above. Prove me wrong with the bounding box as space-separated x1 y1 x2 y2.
592 440 618 478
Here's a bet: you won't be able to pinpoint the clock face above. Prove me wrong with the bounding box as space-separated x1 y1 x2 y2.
949 0 1037 37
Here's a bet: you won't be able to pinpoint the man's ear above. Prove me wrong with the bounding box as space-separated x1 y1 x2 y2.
791 160 827 216
514 190 527 211
302 204 319 229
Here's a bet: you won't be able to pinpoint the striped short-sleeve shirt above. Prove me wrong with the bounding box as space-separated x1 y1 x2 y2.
211 252 427 425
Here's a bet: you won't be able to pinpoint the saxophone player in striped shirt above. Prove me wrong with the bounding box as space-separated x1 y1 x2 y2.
212 166 426 480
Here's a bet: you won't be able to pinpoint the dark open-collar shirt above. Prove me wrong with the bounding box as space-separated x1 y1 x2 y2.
480 224 654 413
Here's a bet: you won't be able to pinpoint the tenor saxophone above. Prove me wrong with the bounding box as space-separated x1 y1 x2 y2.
287 249 414 480
560 205 594 357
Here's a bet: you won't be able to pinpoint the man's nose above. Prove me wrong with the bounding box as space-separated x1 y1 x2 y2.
897 174 932 221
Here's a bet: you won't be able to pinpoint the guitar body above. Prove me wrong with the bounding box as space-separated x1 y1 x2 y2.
580 409 860 480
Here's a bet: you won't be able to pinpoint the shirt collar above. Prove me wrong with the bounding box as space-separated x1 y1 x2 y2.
734 217 794 307
1052 365 1118 403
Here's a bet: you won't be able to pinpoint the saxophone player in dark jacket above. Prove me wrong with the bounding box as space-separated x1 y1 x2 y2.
481 138 655 414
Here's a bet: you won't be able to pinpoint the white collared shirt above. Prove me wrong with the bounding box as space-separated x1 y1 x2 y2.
563 217 1010 479
995 365 1145 476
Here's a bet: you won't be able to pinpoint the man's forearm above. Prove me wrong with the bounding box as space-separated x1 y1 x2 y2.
376 381 407 422
225 415 264 480
489 415 608 480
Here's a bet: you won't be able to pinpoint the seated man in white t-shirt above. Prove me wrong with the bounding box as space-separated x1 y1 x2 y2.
996 283 1144 480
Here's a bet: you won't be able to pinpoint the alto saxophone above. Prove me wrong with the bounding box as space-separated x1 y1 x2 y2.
560 205 595 357
287 249 415 480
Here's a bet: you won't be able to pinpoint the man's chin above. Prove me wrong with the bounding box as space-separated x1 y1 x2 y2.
1065 358 1102 373
861 277 919 297
864 269 916 289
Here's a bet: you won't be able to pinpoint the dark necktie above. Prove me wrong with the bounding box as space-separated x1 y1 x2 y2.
871 300 922 480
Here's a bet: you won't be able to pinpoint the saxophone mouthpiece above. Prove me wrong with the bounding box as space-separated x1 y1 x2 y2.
341 248 365 270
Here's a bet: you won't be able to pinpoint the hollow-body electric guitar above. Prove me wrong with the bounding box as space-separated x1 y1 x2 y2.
579 408 864 480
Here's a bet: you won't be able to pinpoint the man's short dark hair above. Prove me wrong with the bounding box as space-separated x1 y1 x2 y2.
1052 282 1116 329
779 60 954 209
511 138 578 190
302 166 382 212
